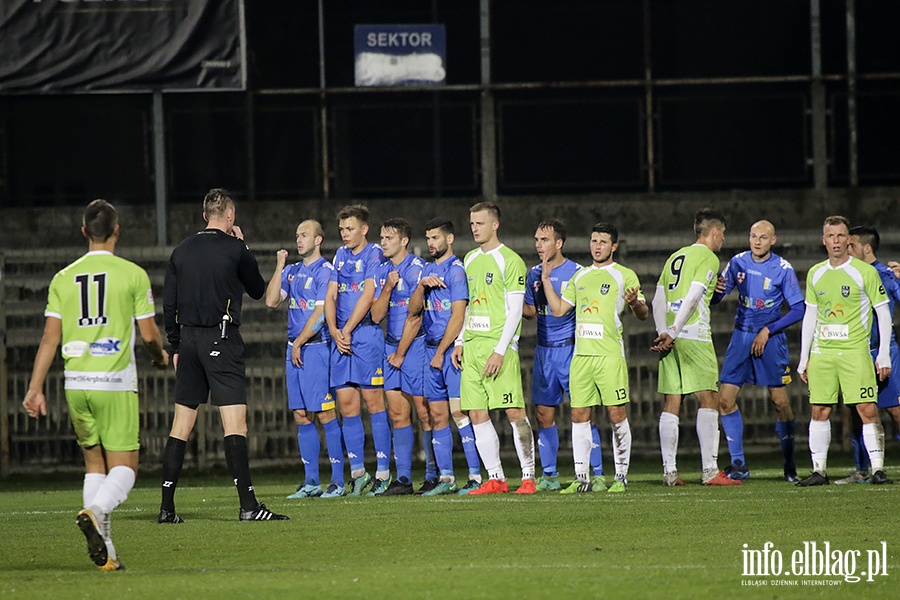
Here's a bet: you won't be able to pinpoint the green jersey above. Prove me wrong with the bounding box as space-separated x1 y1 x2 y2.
45 250 156 392
562 263 644 357
657 244 719 342
806 256 888 354
463 244 527 347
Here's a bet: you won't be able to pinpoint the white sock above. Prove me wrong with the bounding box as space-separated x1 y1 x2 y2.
101 513 117 560
510 417 535 480
658 412 679 474
83 473 106 509
611 419 632 480
696 408 720 473
473 421 505 481
89 465 136 517
809 420 831 475
863 421 885 472
572 422 592 483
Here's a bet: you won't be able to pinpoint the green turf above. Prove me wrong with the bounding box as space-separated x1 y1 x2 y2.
1 460 898 599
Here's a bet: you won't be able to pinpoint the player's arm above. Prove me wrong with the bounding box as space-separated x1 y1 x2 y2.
436 299 467 360
797 302 818 383
710 260 734 305
389 312 423 369
624 287 649 320
137 316 169 370
408 279 426 317
669 282 707 338
483 291 525 377
752 300 804 357
163 256 180 354
874 302 892 380
22 316 61 418
523 269 538 319
542 268 571 317
238 243 267 300
265 249 289 308
325 280 350 354
523 303 537 319
650 285 671 351
371 270 396 324
343 277 376 334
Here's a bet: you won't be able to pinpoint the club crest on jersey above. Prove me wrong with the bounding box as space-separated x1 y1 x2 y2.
600 283 610 295
736 272 745 284
841 285 850 298
486 272 493 285
287 274 294 283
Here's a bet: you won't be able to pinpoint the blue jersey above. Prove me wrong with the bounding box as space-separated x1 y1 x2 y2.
282 257 334 342
870 260 900 350
525 258 581 346
330 243 385 329
421 255 469 343
719 251 803 332
374 253 425 342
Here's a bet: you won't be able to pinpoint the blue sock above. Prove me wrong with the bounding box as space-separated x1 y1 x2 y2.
458 422 481 476
423 430 438 480
394 425 414 485
433 426 454 478
775 420 796 473
538 425 559 477
370 410 392 474
323 419 344 487
342 415 366 473
850 424 870 472
297 423 320 485
721 410 745 468
590 425 604 476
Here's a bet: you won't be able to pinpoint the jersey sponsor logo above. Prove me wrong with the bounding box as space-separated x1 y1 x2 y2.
740 296 775 309
471 290 488 306
389 299 409 309
706 269 715 282
580 300 601 314
337 282 362 293
486 272 493 285
62 341 88 358
518 275 525 285
824 302 844 318
425 298 452 311
210 350 220 356
819 324 849 340
841 285 850 298
467 315 491 331
600 283 610 295
289 297 310 310
668 299 683 313
577 323 604 339
89 338 122 356
147 289 155 305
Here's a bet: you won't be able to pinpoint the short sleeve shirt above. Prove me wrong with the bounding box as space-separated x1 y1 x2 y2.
374 253 425 341
719 251 804 332
282 257 334 342
657 244 719 342
525 258 581 346
421 255 468 342
46 251 155 392
561 263 644 357
806 256 888 354
331 243 385 328
463 245 527 344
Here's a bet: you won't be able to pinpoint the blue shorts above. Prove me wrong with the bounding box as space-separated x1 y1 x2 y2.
330 324 385 390
720 329 791 388
384 337 425 396
872 343 900 409
531 344 573 406
424 344 461 402
286 342 335 412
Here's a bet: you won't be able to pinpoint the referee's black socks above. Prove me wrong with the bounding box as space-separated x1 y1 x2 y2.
224 434 258 511
161 437 187 512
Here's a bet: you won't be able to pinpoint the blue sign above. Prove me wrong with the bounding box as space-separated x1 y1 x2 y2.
354 24 446 87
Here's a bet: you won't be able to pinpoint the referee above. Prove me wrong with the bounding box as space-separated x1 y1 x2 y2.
158 188 288 522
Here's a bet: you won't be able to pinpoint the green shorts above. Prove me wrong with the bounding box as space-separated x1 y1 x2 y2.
570 355 630 408
807 351 877 405
657 338 719 396
66 389 140 452
459 340 525 411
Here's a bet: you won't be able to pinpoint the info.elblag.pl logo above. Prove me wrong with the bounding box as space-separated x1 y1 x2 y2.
741 541 889 587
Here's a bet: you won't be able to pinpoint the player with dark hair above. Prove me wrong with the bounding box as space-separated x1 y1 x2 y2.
542 222 648 493
24 199 169 570
265 219 345 498
651 208 740 486
371 218 428 495
710 220 803 482
325 204 391 496
160 188 288 522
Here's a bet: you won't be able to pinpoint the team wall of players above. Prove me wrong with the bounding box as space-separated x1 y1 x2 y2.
270 203 899 497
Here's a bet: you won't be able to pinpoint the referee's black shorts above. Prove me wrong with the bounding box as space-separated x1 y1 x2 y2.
175 326 246 407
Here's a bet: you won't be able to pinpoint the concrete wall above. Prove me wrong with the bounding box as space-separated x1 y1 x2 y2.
4 187 899 250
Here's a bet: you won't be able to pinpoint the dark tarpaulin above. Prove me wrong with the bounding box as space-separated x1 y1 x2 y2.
0 0 244 92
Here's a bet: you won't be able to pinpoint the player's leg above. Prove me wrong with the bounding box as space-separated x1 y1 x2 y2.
422 399 459 495
718 331 754 478
493 350 534 494
462 342 508 494
601 356 631 493
356 326 391 486
380 389 413 495
850 348 888 483
798 353 840 486
590 415 604 482
532 346 561 488
768 386 798 482
443 343 482 491
332 342 369 491
760 332 797 481
317 407 346 497
287 409 323 498
856 401 890 483
564 356 601 493
657 347 684 485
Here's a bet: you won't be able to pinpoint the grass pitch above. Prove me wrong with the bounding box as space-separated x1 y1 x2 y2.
1 457 897 599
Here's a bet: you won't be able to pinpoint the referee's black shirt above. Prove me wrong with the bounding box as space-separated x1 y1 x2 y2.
164 228 266 352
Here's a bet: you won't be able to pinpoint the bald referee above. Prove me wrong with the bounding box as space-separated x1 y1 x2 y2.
159 188 288 522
